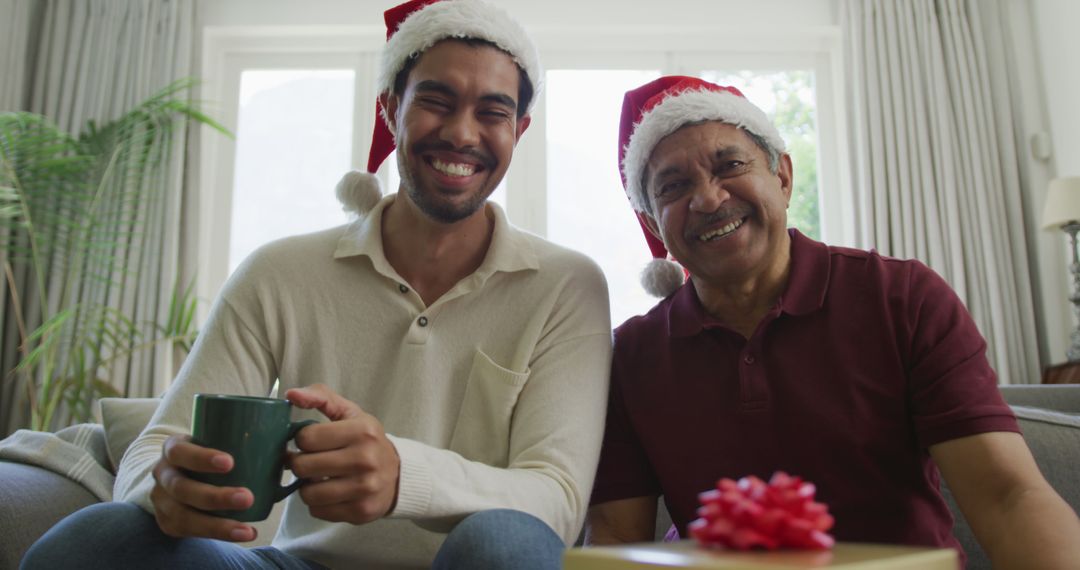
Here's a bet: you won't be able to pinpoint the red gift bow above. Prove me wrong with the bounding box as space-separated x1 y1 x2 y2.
688 471 835 551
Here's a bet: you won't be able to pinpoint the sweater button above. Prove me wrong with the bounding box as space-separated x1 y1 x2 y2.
418 316 428 327
743 354 755 365
399 284 409 293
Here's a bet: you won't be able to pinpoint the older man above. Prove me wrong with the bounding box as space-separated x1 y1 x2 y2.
22 1 611 569
586 75 1080 568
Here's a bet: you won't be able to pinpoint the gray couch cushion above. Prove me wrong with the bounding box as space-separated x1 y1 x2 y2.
999 385 1080 415
0 399 286 559
0 462 99 570
98 397 160 471
1011 406 1080 502
946 404 1080 569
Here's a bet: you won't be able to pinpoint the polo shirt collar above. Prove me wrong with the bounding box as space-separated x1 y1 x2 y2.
782 229 830 317
332 194 539 282
480 200 540 276
667 229 830 337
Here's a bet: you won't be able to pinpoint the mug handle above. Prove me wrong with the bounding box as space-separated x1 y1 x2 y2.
276 419 318 501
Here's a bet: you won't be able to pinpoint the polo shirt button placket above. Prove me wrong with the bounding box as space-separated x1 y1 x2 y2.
738 347 769 406
406 313 432 344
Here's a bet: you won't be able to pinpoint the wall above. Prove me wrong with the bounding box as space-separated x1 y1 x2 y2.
1033 0 1080 179
195 0 1076 372
1028 0 1080 365
198 0 838 30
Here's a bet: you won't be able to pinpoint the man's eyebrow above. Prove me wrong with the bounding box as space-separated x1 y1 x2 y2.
653 165 684 182
651 145 748 184
480 92 517 111
714 145 745 160
414 80 456 98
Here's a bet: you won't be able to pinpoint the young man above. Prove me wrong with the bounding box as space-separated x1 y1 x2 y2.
22 1 611 568
586 76 1080 568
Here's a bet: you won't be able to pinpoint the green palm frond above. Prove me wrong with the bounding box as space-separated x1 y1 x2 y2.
160 276 200 353
0 185 19 219
2 79 223 430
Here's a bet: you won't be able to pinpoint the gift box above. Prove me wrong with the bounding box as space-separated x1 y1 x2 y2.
562 541 957 569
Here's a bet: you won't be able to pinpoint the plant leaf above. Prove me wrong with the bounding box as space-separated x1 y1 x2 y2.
4 79 224 431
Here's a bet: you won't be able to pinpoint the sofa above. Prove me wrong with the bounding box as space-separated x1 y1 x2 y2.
1 385 1078 570
943 385 1080 568
0 398 287 570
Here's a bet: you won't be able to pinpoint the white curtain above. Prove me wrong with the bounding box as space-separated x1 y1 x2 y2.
842 0 1041 384
1 0 196 434
0 0 43 434
0 0 38 112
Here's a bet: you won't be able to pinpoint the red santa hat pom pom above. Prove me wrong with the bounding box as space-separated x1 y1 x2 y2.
335 170 382 216
641 257 685 298
688 472 835 551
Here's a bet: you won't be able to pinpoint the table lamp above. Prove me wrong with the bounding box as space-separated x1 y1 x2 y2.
1042 176 1080 361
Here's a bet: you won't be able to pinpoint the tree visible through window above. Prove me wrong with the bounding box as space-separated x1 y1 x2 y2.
701 70 820 239
546 69 823 326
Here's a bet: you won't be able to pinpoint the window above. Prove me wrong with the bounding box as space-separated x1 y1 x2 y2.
230 70 355 272
541 69 823 325
197 29 381 319
530 48 839 325
544 69 661 326
200 29 845 329
698 70 820 240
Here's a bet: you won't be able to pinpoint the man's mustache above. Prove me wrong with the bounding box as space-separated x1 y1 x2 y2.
686 206 753 237
412 141 496 170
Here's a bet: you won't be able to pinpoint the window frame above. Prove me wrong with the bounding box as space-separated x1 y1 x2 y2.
197 27 383 321
516 27 849 244
197 25 847 322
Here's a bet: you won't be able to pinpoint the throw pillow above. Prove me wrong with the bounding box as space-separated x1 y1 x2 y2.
98 398 161 472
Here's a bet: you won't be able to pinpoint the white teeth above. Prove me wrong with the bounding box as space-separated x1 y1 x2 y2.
432 159 476 177
699 219 743 242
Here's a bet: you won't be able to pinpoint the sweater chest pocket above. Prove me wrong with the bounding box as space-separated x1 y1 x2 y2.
448 349 530 467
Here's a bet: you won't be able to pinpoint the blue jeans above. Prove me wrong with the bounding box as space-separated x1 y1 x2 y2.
20 502 564 569
431 508 565 570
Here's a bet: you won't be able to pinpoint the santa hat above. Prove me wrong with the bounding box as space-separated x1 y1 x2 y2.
618 76 786 297
336 0 543 216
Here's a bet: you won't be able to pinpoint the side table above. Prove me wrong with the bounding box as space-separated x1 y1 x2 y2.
1043 361 1080 384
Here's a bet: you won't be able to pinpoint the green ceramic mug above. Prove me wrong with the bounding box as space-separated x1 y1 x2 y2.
189 393 315 522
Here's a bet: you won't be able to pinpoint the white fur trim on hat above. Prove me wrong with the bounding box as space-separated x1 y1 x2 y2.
622 88 786 212
335 170 383 216
377 0 542 112
641 257 685 298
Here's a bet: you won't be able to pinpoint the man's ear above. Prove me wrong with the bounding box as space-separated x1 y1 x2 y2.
380 92 400 133
514 114 531 143
778 153 794 207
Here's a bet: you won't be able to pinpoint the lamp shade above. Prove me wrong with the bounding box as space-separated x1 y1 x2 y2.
1042 177 1080 230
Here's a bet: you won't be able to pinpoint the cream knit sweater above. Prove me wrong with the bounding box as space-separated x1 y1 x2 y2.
114 196 613 569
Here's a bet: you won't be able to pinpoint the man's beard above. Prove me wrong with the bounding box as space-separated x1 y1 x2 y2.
397 150 491 224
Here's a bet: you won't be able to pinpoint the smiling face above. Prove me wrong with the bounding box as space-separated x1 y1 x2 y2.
642 121 793 286
384 40 531 224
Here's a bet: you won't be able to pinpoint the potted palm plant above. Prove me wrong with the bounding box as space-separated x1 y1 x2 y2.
0 79 227 431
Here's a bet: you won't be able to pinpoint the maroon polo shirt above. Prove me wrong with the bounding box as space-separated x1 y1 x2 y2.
591 229 1018 557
